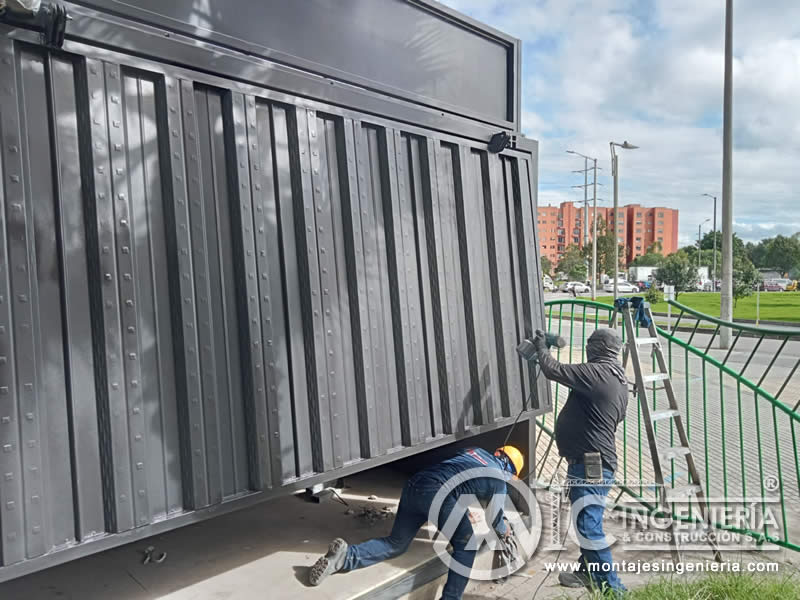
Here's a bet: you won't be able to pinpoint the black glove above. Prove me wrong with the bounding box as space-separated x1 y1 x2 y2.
533 329 547 352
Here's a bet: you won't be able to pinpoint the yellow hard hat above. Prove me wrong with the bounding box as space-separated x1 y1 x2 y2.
497 445 524 476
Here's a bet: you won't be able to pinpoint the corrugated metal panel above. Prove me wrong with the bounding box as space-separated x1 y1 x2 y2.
0 32 548 578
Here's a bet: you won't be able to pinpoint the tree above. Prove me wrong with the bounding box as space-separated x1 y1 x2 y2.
732 256 760 306
675 247 720 272
764 235 800 276
584 218 624 276
654 253 697 296
541 255 552 277
700 231 745 259
630 249 664 267
747 238 773 268
557 244 586 280
647 241 663 254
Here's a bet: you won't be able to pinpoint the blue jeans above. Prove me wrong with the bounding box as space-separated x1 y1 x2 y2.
567 463 626 592
341 474 475 600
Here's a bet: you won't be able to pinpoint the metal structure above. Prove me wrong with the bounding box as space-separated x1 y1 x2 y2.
536 299 800 554
0 1 548 581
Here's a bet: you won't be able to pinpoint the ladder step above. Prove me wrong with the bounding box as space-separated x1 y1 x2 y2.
660 446 691 461
651 409 680 422
666 484 703 502
643 373 670 383
635 337 660 346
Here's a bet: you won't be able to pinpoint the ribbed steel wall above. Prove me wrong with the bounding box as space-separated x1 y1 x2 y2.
0 36 547 575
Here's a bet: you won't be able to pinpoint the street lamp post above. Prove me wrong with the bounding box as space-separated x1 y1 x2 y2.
701 193 718 290
567 150 601 298
720 0 734 347
609 141 639 302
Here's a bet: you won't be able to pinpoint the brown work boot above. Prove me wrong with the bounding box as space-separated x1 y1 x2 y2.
308 538 348 586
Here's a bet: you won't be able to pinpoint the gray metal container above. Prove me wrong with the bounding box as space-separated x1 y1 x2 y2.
0 0 548 581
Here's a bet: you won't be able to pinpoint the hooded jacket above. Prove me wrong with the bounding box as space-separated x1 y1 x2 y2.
535 329 628 472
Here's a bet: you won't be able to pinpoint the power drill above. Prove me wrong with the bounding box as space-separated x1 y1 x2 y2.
516 332 566 362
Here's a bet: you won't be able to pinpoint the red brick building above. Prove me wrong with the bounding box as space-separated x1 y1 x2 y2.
537 202 678 270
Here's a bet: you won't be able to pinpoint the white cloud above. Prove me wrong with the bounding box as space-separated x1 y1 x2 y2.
441 0 800 246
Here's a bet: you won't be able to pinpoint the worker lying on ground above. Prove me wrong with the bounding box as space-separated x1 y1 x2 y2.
533 328 628 594
308 445 524 600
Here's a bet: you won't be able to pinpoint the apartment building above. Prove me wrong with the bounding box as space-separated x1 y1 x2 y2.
537 201 678 268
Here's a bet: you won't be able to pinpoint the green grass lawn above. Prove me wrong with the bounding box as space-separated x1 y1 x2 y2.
577 572 800 599
592 292 800 323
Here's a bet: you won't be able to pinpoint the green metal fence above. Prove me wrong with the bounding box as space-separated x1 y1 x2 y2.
535 298 800 552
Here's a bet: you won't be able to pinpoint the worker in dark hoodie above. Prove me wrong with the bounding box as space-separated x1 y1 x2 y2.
308 445 524 600
533 328 628 593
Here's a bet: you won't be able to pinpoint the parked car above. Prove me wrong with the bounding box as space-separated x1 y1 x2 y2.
560 281 590 294
603 280 638 294
543 279 555 292
775 278 793 291
762 280 783 292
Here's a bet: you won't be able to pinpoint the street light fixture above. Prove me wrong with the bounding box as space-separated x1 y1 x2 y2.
701 193 718 290
567 149 600 298
609 141 639 301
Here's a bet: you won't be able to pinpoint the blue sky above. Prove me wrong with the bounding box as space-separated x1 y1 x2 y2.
440 0 800 247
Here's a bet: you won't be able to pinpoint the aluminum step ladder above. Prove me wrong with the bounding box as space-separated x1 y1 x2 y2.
614 301 722 563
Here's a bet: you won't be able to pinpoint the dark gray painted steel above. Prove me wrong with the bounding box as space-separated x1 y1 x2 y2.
0 7 546 581
70 0 519 127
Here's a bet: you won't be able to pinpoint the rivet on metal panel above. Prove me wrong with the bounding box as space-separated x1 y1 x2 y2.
127 326 135 333
105 300 113 308
2 445 11 453
111 382 119 390
126 300 133 308
0 415 7 423
135 434 142 441
8 145 17 153
111 95 119 103
10 174 20 183
136 462 144 470
27 440 35 448
3 473 11 480
104 273 112 281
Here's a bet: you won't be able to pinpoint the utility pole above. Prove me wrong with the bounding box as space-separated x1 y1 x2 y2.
720 0 734 347
702 193 718 290
698 219 710 277
567 150 601 296
583 157 589 248
592 158 598 299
